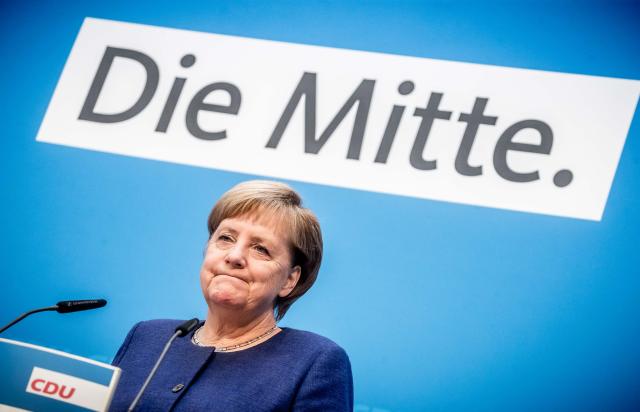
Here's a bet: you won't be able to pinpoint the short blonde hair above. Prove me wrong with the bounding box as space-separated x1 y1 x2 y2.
207 180 323 320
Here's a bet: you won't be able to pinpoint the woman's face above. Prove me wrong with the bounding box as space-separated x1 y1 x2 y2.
200 214 301 317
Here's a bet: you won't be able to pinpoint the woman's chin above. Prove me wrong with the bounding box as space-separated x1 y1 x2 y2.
206 288 246 309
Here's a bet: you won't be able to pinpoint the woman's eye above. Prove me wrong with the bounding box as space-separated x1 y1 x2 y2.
254 245 270 256
218 234 233 242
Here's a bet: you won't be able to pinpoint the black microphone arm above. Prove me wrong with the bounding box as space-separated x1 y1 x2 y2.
128 318 200 412
0 299 108 334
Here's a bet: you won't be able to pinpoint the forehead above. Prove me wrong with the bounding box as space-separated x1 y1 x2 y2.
217 211 292 245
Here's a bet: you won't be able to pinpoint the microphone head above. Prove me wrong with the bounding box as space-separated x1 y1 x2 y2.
175 318 200 337
56 299 107 313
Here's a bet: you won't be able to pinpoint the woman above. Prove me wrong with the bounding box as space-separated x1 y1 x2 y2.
109 180 353 411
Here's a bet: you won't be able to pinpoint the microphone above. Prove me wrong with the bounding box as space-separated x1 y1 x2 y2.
0 299 108 334
175 318 200 337
128 318 200 412
56 299 107 313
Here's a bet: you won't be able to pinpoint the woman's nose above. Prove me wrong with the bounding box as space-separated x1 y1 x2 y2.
225 244 246 268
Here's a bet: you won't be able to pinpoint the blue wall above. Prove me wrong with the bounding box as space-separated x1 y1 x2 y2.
2 1 639 410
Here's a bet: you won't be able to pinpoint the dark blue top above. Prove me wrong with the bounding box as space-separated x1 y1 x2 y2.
109 319 353 411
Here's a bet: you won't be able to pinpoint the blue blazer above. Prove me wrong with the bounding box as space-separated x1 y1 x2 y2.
109 319 353 411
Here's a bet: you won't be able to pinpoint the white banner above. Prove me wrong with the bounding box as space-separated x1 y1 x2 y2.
37 18 640 220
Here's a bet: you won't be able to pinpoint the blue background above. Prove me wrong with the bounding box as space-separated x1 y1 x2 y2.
1 1 639 411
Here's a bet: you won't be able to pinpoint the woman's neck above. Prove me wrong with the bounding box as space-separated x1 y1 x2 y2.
198 307 279 349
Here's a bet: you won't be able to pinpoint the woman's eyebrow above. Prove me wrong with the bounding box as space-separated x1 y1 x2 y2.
250 235 274 246
216 225 238 234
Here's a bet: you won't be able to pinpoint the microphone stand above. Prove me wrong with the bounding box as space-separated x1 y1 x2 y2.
0 305 58 334
128 318 200 412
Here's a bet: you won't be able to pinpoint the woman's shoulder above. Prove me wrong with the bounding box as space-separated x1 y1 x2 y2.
279 327 339 345
277 327 349 358
112 319 198 366
118 319 191 349
135 318 185 330
127 318 185 336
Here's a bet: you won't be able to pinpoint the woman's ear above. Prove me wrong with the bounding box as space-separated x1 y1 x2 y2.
278 265 301 297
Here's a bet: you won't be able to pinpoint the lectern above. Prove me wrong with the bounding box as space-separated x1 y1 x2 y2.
0 338 120 411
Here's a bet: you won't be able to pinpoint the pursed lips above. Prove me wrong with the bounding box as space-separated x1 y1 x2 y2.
213 272 248 283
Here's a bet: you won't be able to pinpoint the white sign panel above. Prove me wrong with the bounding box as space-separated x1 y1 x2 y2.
37 18 640 220
26 367 110 411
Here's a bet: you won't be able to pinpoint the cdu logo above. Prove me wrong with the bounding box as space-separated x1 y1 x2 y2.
26 366 111 411
29 377 76 400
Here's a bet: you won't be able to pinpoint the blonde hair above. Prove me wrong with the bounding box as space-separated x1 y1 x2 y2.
207 180 323 320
